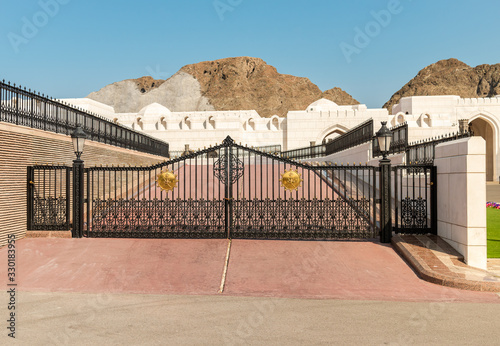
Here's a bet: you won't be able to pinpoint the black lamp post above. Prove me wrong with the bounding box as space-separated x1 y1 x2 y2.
376 121 392 160
376 121 393 243
71 124 86 238
71 124 86 160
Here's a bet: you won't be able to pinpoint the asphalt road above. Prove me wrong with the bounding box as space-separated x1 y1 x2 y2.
2 291 499 345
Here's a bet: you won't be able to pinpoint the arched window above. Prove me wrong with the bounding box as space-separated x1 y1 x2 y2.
247 118 255 131
397 114 405 124
323 129 345 143
206 116 216 130
271 117 279 131
157 117 167 130
134 117 143 131
423 114 431 127
183 116 191 130
469 116 496 181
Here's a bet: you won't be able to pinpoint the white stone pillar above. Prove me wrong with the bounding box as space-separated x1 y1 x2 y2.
434 137 487 269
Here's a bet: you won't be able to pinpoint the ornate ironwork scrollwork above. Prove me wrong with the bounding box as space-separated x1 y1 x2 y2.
231 197 371 239
213 153 244 185
401 197 427 229
90 198 226 238
33 197 67 230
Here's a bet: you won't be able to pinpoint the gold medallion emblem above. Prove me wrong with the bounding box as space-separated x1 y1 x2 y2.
280 169 302 191
156 169 178 192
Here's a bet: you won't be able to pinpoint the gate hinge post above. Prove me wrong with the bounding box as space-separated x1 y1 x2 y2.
72 158 85 238
379 159 392 243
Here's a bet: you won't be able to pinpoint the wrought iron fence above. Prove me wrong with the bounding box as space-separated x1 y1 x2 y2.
281 119 373 160
281 144 326 160
28 137 441 240
27 165 72 230
372 122 408 157
406 131 472 164
251 144 281 154
0 80 170 157
325 119 374 155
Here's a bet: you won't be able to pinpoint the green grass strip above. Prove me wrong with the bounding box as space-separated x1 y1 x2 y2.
487 207 500 258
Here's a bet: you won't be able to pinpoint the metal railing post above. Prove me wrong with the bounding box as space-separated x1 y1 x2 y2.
27 166 34 230
72 158 84 238
379 158 392 243
224 145 233 239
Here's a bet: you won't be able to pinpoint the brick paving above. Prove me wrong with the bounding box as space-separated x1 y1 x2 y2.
1 237 498 303
393 234 500 292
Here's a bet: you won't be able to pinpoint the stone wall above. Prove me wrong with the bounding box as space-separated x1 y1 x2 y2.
434 137 487 269
0 123 166 247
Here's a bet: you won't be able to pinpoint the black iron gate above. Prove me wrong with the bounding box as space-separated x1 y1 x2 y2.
26 137 438 240
392 165 437 235
84 137 378 239
27 165 71 230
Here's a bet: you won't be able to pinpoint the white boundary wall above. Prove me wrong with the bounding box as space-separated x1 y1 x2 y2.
434 137 487 269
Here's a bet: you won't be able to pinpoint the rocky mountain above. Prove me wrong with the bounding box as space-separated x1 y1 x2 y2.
384 58 500 112
87 57 359 117
87 72 215 115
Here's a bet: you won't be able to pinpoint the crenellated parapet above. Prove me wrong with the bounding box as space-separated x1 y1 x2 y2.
458 95 500 105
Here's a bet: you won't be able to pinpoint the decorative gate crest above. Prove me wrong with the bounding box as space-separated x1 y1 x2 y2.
280 169 302 191
213 153 244 185
157 169 178 192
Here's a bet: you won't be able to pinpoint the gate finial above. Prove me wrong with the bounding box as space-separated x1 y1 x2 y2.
222 136 235 146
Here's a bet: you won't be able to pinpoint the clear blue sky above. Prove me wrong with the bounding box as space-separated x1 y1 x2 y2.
1 0 499 108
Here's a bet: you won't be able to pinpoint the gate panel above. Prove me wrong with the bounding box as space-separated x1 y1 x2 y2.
86 146 227 238
27 165 71 230
392 165 437 234
84 137 379 239
227 141 378 239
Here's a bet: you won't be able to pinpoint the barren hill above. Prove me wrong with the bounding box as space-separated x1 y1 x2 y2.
384 58 500 112
87 57 359 117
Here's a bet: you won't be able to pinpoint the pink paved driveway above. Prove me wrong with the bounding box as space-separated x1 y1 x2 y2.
4 238 227 295
0 238 498 303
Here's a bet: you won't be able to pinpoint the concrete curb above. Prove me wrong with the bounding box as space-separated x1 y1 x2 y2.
392 235 500 292
26 230 72 238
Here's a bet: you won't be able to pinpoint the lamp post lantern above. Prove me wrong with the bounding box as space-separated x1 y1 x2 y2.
71 124 87 160
376 121 392 160
71 125 86 238
376 121 393 243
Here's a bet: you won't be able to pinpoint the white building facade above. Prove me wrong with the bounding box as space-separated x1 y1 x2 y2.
63 98 388 152
390 95 500 181
64 94 500 181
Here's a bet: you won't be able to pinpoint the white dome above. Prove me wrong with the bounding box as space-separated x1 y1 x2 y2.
138 103 172 117
306 98 339 112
